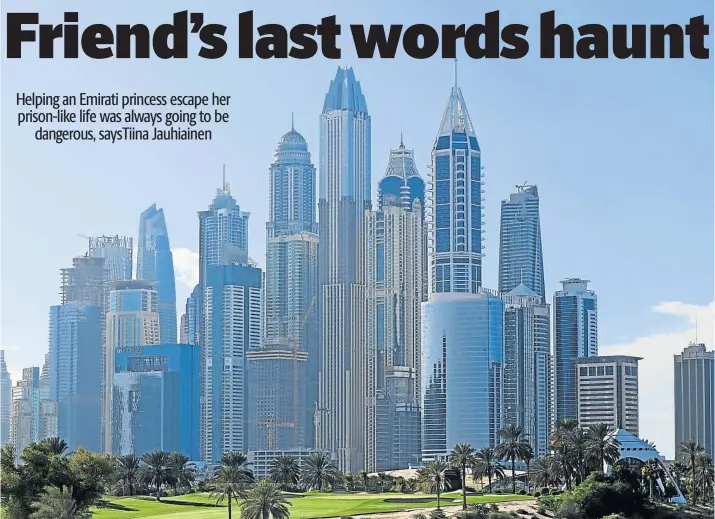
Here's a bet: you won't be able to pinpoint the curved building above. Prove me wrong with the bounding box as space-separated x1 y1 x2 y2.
378 137 425 212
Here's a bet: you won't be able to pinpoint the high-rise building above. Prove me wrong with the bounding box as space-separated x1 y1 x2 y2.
103 280 161 452
185 285 201 346
503 285 551 458
10 367 40 457
180 314 189 344
674 343 714 459
88 235 133 282
577 355 641 436
39 353 58 440
1 350 11 447
498 185 545 300
553 278 598 422
422 65 500 462
49 303 102 452
112 344 199 459
365 198 424 471
246 346 308 451
317 67 371 473
201 264 262 462
264 124 319 450
137 204 178 344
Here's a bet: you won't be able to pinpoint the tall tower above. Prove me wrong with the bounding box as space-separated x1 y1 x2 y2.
0 351 11 447
674 343 714 459
137 204 178 344
317 67 371 472
10 367 40 458
553 278 598 422
422 63 503 462
498 185 545 300
88 235 133 282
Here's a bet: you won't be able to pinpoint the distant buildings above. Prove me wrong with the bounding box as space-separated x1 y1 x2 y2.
317 67 371 473
88 235 133 282
577 355 641 436
10 367 41 457
674 343 714 459
137 204 178 344
1 351 11 447
39 353 58 441
553 278 598 422
248 448 320 480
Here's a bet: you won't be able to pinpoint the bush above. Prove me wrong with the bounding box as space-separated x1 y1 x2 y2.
465 504 492 519
518 490 527 495
495 490 503 494
430 510 448 519
550 489 561 495
540 487 549 495
488 514 512 519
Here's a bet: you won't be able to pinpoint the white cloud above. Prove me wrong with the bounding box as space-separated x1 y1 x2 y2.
601 301 714 460
172 248 199 290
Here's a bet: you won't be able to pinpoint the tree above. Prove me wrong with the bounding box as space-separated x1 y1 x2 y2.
417 460 449 509
566 427 589 484
551 419 578 490
211 465 254 519
668 460 686 490
522 446 533 493
359 470 368 491
344 473 356 491
139 450 173 501
268 456 300 490
449 443 476 510
169 452 196 495
377 472 390 493
116 454 140 496
584 424 620 472
41 437 69 457
694 451 714 505
221 451 252 472
680 440 704 503
239 480 291 519
473 447 504 492
299 452 341 491
65 447 117 510
495 425 531 494
29 486 90 519
530 456 556 489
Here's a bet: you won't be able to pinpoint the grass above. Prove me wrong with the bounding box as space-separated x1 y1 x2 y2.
92 491 532 519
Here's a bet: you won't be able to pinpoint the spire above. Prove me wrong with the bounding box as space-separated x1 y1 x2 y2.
435 61 477 139
400 126 404 147
454 57 458 90
291 112 295 131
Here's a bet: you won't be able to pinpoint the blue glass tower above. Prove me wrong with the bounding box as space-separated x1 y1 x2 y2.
378 137 425 213
137 204 177 344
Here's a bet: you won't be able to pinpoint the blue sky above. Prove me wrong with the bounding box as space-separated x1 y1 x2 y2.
1 0 713 458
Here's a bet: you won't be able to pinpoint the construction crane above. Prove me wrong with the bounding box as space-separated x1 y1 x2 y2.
249 419 295 450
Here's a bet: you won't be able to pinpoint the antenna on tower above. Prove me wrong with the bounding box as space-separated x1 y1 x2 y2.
291 112 295 131
454 58 458 89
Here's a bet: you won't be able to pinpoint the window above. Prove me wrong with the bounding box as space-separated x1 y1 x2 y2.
597 367 604 376
605 366 613 375
580 367 588 376
589 367 596 376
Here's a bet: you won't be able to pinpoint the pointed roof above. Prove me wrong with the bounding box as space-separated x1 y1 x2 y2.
382 138 421 180
323 67 368 114
506 283 538 297
436 60 477 138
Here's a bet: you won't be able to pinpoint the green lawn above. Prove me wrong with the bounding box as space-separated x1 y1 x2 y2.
92 491 532 519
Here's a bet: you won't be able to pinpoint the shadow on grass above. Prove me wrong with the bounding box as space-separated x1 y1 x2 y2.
383 498 454 504
159 499 224 508
96 501 139 512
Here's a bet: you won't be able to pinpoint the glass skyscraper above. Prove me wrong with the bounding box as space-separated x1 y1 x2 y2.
137 204 178 345
498 185 545 300
317 67 371 472
674 343 714 459
1 351 11 447
88 235 133 282
553 278 598 422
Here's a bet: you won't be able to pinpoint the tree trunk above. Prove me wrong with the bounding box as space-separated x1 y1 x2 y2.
129 482 133 497
437 486 441 510
462 464 467 510
488 474 492 494
512 459 516 494
156 481 161 501
228 498 232 519
526 462 530 493
691 461 697 503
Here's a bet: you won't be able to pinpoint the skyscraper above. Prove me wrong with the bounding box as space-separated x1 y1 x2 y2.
88 235 133 282
104 280 161 452
10 367 40 458
0 351 11 447
422 65 502 462
39 353 58 440
185 285 201 346
553 278 598 422
498 185 545 300
263 123 319 450
137 204 178 344
317 67 371 472
49 303 102 452
674 343 714 459
503 285 551 457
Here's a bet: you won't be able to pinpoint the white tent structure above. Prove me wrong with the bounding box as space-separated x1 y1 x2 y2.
604 429 686 504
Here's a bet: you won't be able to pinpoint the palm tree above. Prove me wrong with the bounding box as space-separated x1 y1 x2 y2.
694 451 714 505
551 419 578 490
566 427 588 484
641 459 665 501
169 452 196 495
377 472 390 493
239 479 291 519
30 486 90 519
495 424 531 494
680 440 704 503
299 452 341 491
269 456 300 489
473 447 504 492
359 469 368 491
140 450 173 501
41 437 69 457
221 451 252 471
522 446 533 493
417 460 449 509
116 453 141 496
669 460 686 490
449 443 475 510
585 424 621 472
530 456 556 489
344 472 356 491
211 465 254 519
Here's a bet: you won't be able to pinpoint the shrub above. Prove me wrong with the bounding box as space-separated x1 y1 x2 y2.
540 487 549 495
495 490 503 494
466 504 492 519
414 515 427 519
430 510 448 519
538 494 563 514
550 489 561 495
533 492 541 498
488 514 512 519
518 489 527 495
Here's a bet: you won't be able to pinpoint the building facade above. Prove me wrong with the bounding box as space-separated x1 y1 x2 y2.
104 280 161 452
577 356 641 436
503 284 551 457
88 235 133 282
137 204 178 345
247 448 321 480
10 367 40 458
365 201 423 471
1 350 11 447
498 185 545 300
112 344 199 459
49 303 103 452
317 67 371 473
39 353 58 440
674 343 714 459
201 265 262 462
553 278 598 422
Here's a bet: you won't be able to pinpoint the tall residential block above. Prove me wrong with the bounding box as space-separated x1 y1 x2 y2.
49 303 103 452
553 278 598 422
498 185 545 300
88 235 133 282
201 265 262 462
1 351 11 447
39 353 58 440
264 123 318 450
365 195 423 471
317 67 371 472
577 355 641 436
10 367 40 457
503 285 551 457
137 204 178 344
674 343 714 459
